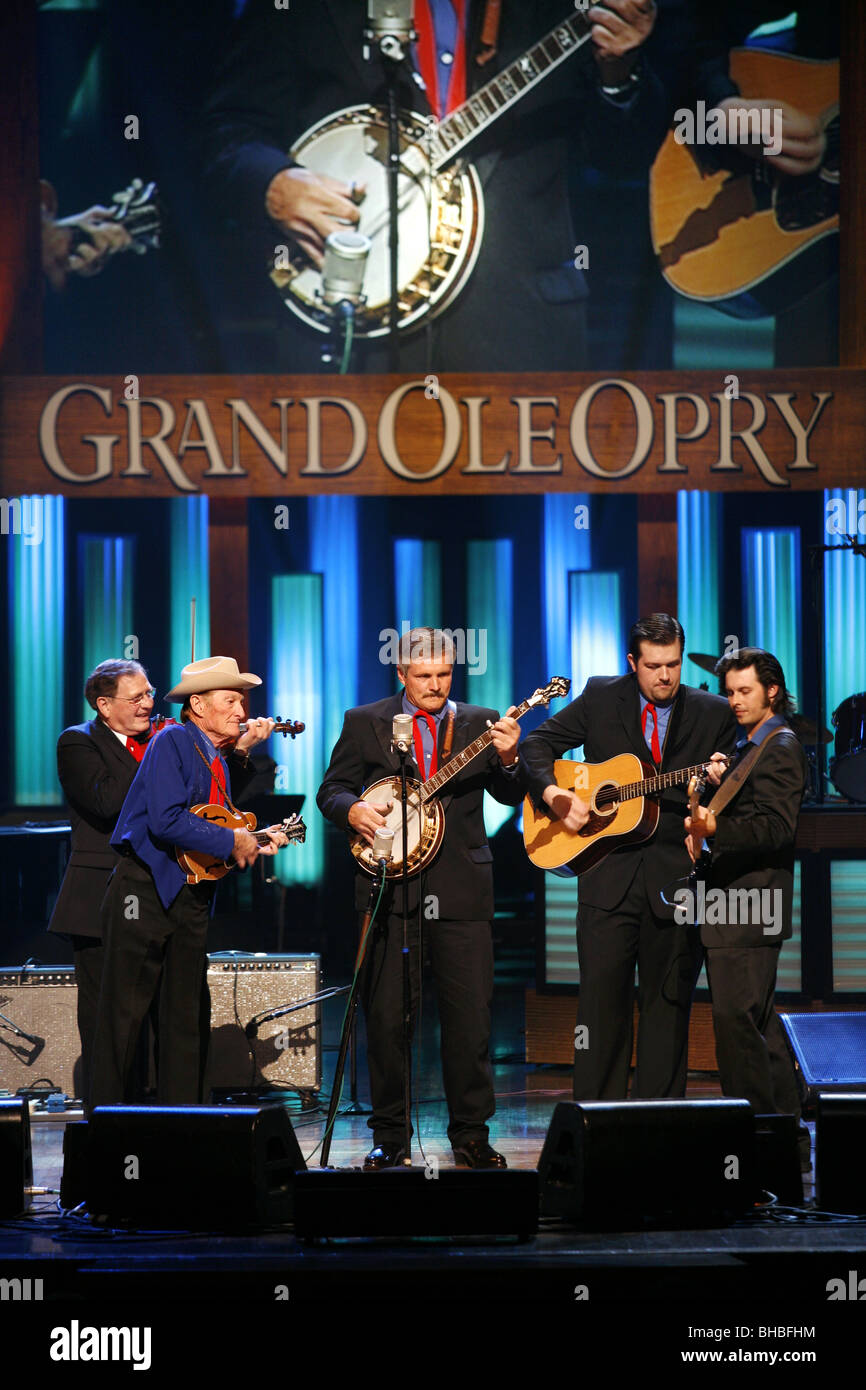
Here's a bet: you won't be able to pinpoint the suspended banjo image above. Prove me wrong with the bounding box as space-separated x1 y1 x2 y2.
350 677 570 879
269 12 593 337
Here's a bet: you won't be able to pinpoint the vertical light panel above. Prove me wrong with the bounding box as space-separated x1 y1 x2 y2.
568 571 623 696
741 528 801 703
544 875 581 986
393 538 442 633
170 497 209 675
466 538 514 838
542 494 591 685
831 861 866 991
309 496 359 758
824 489 866 725
678 491 722 688
11 497 65 804
80 535 134 720
271 574 323 885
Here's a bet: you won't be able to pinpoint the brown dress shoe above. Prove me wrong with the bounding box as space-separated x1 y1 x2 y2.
363 1143 407 1171
452 1139 507 1169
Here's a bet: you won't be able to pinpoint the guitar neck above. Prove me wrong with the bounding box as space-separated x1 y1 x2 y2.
420 695 535 800
618 763 708 803
431 11 591 170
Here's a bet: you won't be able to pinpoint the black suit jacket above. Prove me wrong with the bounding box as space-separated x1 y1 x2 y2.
701 728 807 948
316 694 523 921
199 0 668 371
48 719 141 940
521 673 738 914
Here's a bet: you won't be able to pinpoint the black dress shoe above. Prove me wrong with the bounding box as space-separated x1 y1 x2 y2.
363 1143 407 1171
452 1139 508 1170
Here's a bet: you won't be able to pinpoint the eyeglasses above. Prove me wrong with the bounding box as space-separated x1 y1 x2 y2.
110 688 156 705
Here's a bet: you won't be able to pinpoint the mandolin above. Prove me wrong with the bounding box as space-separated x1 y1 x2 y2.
177 809 306 884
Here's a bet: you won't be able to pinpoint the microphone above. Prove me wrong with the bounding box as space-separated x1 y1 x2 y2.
371 826 395 874
319 230 372 309
365 0 416 61
391 713 414 754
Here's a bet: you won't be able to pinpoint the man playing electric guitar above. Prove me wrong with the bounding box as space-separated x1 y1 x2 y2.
89 656 289 1109
521 614 737 1102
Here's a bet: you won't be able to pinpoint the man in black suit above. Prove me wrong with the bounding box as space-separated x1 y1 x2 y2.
48 660 158 1102
684 648 808 1158
49 658 274 1103
198 0 666 373
316 626 522 1169
521 614 738 1100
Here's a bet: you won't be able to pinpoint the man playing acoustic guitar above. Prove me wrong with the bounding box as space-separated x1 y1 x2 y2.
89 656 287 1109
521 614 737 1102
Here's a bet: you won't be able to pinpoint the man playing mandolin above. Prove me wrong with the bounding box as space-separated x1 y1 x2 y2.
89 656 288 1109
317 626 522 1170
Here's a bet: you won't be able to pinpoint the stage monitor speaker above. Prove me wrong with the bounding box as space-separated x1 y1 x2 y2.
0 1097 33 1217
780 1012 866 1107
85 1104 306 1228
205 953 321 1096
0 966 80 1098
293 1168 538 1241
815 1092 866 1212
538 1099 755 1229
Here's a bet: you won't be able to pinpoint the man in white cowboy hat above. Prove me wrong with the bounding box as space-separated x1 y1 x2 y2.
89 656 287 1108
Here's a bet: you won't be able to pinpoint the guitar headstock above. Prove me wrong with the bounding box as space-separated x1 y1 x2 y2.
527 676 571 710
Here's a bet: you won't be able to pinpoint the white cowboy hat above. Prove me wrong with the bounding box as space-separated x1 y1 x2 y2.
165 656 262 701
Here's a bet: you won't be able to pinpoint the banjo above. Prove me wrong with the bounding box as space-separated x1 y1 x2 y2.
269 10 594 337
350 677 570 879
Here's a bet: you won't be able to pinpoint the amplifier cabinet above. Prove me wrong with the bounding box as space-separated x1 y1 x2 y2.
0 966 81 1098
205 953 321 1094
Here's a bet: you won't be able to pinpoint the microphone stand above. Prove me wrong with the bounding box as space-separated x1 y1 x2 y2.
397 741 412 1164
371 27 413 371
320 862 386 1167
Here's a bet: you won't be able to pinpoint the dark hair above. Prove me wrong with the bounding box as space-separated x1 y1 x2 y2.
714 647 795 719
84 659 146 711
628 614 685 661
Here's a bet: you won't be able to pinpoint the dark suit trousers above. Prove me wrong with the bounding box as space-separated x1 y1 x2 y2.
90 859 213 1110
704 945 802 1120
360 911 495 1148
71 937 104 1104
574 863 703 1100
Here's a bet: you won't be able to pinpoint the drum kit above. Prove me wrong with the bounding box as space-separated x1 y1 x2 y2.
688 652 865 804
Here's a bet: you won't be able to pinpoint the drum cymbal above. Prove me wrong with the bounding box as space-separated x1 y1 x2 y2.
790 714 833 745
687 652 723 676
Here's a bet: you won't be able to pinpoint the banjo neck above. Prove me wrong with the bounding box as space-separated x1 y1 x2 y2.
419 694 536 802
431 10 592 171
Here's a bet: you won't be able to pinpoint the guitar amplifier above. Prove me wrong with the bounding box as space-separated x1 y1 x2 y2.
0 966 81 1098
205 953 321 1095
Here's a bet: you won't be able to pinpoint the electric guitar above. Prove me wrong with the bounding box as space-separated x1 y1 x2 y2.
522 753 721 878
650 50 839 318
270 11 594 336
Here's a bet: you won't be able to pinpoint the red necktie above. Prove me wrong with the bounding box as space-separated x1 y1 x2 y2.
209 756 227 807
415 0 468 119
412 712 438 778
125 736 147 763
642 703 662 764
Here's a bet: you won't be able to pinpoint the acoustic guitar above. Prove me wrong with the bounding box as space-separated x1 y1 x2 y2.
650 50 839 317
522 754 719 878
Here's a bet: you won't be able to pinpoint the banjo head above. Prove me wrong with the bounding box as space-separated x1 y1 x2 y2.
350 776 444 879
270 104 484 338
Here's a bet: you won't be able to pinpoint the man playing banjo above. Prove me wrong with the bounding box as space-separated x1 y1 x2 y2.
317 626 522 1170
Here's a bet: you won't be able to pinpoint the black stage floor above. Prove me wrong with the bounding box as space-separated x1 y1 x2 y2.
2 984 864 1369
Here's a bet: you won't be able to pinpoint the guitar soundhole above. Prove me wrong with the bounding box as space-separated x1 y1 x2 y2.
579 782 619 839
